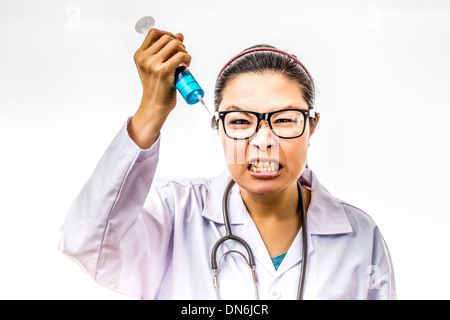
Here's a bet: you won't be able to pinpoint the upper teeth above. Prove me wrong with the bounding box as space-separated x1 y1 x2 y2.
249 161 279 172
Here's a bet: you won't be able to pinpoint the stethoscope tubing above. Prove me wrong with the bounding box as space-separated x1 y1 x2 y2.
211 178 308 300
297 179 308 300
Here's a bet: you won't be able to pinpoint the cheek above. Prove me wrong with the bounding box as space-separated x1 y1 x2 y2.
283 137 310 166
221 133 248 166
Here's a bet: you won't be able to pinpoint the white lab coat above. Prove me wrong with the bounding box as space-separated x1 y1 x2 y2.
58 119 397 300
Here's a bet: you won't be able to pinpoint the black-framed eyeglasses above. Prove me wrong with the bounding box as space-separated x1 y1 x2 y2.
214 108 316 140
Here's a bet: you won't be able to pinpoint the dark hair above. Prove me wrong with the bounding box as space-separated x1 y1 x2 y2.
212 44 318 129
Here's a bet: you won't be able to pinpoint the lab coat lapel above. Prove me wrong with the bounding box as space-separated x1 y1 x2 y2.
202 171 274 272
274 169 353 274
275 227 314 275
242 210 316 276
242 212 315 276
239 168 353 275
242 212 276 275
300 169 353 235
202 170 257 280
202 170 246 225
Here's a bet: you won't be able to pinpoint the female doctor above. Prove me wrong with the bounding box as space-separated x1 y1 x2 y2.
58 28 396 300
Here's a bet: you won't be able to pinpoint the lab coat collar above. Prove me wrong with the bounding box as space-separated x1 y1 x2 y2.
202 168 353 236
202 170 246 225
299 169 353 235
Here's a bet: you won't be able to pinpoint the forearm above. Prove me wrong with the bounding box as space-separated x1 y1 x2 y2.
127 98 171 150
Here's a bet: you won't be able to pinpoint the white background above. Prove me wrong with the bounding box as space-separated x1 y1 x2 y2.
1 0 449 300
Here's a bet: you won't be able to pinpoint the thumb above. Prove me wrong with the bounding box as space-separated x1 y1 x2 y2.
175 33 184 42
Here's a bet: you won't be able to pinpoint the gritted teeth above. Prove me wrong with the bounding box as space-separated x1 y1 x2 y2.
248 160 281 173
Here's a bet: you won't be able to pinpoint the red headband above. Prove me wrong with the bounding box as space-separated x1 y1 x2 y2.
216 47 314 90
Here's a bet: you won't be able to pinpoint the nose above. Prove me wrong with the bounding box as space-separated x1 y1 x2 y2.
249 120 278 151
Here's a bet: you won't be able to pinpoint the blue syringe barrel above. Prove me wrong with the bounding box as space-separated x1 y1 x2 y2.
174 66 204 105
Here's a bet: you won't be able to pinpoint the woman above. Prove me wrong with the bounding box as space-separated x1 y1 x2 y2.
58 28 396 300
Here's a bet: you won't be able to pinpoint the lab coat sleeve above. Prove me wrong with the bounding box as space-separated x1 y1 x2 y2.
58 118 168 299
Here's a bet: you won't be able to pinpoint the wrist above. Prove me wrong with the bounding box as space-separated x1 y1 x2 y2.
127 105 171 150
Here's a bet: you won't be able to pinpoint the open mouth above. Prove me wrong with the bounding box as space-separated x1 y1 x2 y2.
248 160 282 173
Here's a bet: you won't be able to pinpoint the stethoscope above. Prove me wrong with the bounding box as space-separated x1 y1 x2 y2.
211 179 308 300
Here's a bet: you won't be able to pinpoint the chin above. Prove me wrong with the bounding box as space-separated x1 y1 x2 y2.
228 165 299 196
236 175 289 197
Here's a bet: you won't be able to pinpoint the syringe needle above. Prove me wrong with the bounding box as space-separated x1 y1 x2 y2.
198 94 211 116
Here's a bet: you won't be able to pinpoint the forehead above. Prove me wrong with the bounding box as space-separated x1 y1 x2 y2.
219 73 308 112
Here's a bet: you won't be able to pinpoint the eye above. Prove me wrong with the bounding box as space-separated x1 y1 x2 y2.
229 119 251 125
274 118 300 125
224 112 256 127
274 118 296 123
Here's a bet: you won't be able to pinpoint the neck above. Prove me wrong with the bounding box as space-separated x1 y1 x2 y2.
240 182 301 222
239 181 309 258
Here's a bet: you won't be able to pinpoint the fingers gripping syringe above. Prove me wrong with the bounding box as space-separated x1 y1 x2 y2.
135 16 210 115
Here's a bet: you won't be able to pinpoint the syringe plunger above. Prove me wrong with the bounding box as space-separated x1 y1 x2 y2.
135 16 155 35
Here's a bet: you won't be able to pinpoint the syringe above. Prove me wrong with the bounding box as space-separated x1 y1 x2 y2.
173 65 209 114
135 16 210 115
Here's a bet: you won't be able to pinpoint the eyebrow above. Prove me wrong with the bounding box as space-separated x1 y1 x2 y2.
223 105 305 111
224 105 242 111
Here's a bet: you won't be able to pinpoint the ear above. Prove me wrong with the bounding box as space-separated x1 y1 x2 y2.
211 115 219 130
309 112 320 136
308 112 320 147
